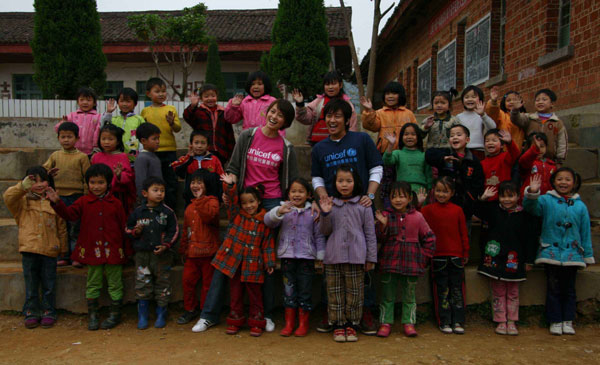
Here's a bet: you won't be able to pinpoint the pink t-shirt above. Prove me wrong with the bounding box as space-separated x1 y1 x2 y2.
244 128 284 199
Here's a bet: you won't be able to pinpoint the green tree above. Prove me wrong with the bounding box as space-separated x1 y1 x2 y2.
128 4 209 101
31 0 107 99
268 0 331 96
205 38 226 101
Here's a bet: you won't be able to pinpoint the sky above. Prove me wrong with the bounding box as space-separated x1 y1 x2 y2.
1 0 395 60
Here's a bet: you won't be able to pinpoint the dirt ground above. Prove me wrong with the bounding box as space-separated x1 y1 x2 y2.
0 308 599 365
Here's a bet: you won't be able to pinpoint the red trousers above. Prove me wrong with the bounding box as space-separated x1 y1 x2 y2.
229 269 264 321
182 257 215 312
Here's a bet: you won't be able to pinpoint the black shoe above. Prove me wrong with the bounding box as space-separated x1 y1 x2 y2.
177 310 199 325
87 299 100 331
100 300 122 330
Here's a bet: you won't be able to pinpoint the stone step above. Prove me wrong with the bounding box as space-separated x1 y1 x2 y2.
579 182 600 219
561 113 600 149
0 148 55 180
1 260 599 314
563 146 599 181
0 180 19 219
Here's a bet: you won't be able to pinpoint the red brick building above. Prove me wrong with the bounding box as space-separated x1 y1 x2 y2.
370 0 600 114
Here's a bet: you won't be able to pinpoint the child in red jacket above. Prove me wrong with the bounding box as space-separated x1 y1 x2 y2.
177 170 220 325
481 129 520 201
519 132 556 200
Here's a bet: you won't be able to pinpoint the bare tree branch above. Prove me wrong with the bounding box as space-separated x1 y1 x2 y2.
339 0 365 100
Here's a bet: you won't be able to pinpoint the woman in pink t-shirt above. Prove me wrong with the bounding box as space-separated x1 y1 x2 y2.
223 98 298 331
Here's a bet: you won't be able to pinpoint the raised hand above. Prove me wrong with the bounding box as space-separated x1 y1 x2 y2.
277 201 293 216
423 116 435 129
475 100 485 116
416 188 428 206
60 115 68 123
480 186 497 201
383 131 396 146
48 168 59 177
232 94 244 106
45 186 60 203
190 93 200 107
220 173 235 185
499 129 512 144
511 96 524 112
113 162 123 179
490 86 499 102
292 89 304 104
360 96 373 110
529 174 542 194
319 196 333 213
374 210 388 226
106 98 117 113
166 111 175 126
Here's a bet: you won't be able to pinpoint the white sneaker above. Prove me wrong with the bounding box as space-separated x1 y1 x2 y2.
549 322 563 335
562 321 575 335
192 318 214 333
265 317 275 332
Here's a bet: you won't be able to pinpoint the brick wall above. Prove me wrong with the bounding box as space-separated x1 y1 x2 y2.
374 0 600 114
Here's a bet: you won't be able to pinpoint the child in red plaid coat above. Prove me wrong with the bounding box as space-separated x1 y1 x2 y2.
209 173 276 336
375 181 435 338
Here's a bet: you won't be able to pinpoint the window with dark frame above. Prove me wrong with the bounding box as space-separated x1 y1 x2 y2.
558 0 571 48
104 81 124 100
12 74 42 99
500 0 506 74
223 72 248 100
136 81 147 101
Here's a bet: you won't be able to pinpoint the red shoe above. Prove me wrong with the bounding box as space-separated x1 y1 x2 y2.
404 324 417 337
333 328 346 342
248 317 266 337
250 326 263 337
345 326 358 342
294 308 310 337
226 314 245 335
377 323 392 337
360 308 378 335
226 324 241 335
280 308 296 337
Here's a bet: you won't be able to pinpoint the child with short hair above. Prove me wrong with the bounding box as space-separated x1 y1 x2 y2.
3 166 67 329
511 88 568 165
177 170 220 325
319 164 377 342
481 129 521 201
456 85 497 161
486 86 526 150
141 77 181 209
518 132 556 199
91 124 136 215
43 121 90 267
425 124 485 230
477 181 537 336
54 87 101 156
170 130 224 206
184 84 235 164
102 87 146 162
192 174 276 337
224 71 283 136
421 177 469 334
293 71 358 144
126 176 179 330
524 169 594 335
422 89 460 149
46 163 129 331
134 122 162 199
264 177 326 337
374 181 435 338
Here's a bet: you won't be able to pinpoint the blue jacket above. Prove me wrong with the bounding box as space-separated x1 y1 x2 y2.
523 188 594 268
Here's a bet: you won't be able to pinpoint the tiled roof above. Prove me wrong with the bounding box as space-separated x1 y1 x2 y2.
0 7 350 44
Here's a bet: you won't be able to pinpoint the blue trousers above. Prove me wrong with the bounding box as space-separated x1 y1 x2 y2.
545 265 577 323
22 252 57 319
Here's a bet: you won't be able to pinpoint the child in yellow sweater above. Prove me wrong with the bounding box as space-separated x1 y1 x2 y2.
141 77 182 209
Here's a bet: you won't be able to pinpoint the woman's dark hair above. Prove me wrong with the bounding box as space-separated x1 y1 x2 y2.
245 71 272 96
500 91 525 113
398 123 424 151
98 124 125 152
189 129 210 144
198 83 218 97
267 99 295 129
76 87 97 108
389 181 414 206
550 167 582 194
382 81 407 107
85 163 114 189
535 88 557 103
323 98 352 129
498 181 519 197
461 85 484 105
117 87 138 106
434 176 455 193
322 71 345 95
285 177 313 202
189 169 219 198
25 165 54 190
57 121 79 138
332 164 363 198
431 88 458 108
240 184 265 207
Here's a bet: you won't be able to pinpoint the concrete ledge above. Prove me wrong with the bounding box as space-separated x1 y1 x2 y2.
538 45 574 68
1 262 599 313
564 147 599 181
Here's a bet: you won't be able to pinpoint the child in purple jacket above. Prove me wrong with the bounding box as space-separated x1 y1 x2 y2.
265 178 325 338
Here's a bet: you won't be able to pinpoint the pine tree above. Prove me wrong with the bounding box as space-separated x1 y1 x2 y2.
205 38 227 101
268 0 331 96
31 0 107 99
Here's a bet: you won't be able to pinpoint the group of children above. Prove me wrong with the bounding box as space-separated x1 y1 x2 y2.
3 69 594 344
